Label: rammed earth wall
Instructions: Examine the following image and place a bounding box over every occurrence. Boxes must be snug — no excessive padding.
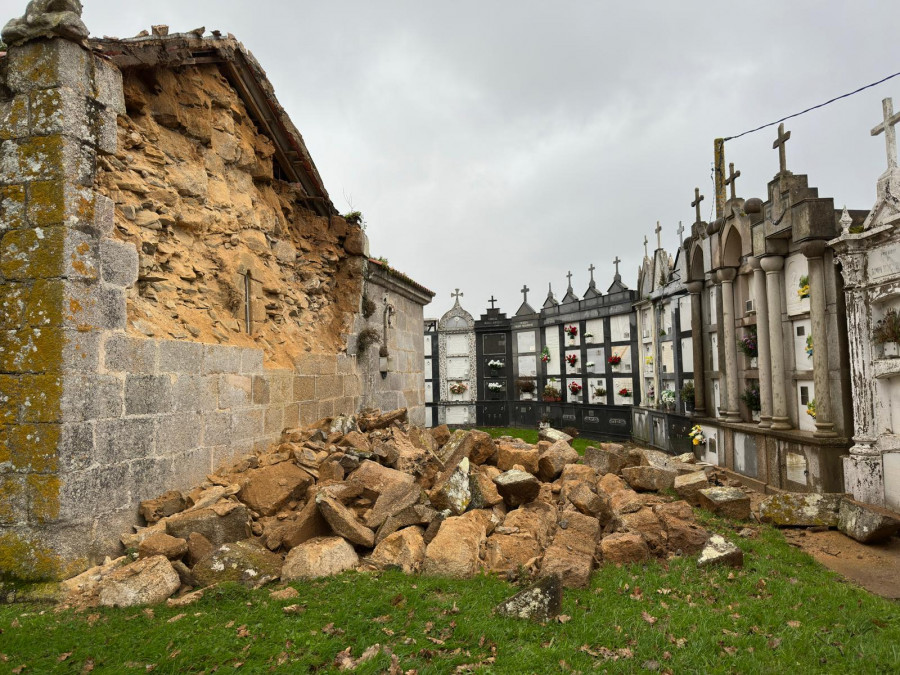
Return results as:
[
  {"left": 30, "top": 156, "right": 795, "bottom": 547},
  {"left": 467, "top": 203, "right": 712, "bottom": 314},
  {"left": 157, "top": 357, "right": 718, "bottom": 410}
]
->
[{"left": 0, "top": 35, "right": 432, "bottom": 580}]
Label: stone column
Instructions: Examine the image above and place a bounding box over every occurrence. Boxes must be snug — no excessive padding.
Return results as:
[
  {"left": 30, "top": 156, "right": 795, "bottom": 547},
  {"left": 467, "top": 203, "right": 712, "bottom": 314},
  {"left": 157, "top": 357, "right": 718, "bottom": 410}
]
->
[
  {"left": 801, "top": 241, "right": 837, "bottom": 437},
  {"left": 717, "top": 268, "right": 741, "bottom": 422},
  {"left": 749, "top": 258, "right": 773, "bottom": 428},
  {"left": 760, "top": 255, "right": 791, "bottom": 430},
  {"left": 685, "top": 281, "right": 706, "bottom": 416}
]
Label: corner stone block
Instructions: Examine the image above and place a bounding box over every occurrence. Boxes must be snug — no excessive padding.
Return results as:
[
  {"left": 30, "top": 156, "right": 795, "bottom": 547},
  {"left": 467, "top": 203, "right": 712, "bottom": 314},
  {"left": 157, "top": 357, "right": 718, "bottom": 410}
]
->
[
  {"left": 0, "top": 475, "right": 28, "bottom": 526},
  {"left": 26, "top": 472, "right": 61, "bottom": 524},
  {"left": 99, "top": 238, "right": 138, "bottom": 288},
  {"left": 17, "top": 373, "right": 63, "bottom": 423},
  {"left": 124, "top": 374, "right": 174, "bottom": 416},
  {"left": 103, "top": 333, "right": 157, "bottom": 373},
  {"left": 56, "top": 463, "right": 130, "bottom": 525},
  {"left": 0, "top": 374, "right": 23, "bottom": 424},
  {"left": 6, "top": 39, "right": 92, "bottom": 95},
  {"left": 0, "top": 281, "right": 28, "bottom": 331},
  {"left": 95, "top": 107, "right": 118, "bottom": 156},
  {"left": 158, "top": 339, "right": 203, "bottom": 374},
  {"left": 27, "top": 180, "right": 95, "bottom": 230},
  {"left": 28, "top": 88, "right": 90, "bottom": 140},
  {"left": 92, "top": 194, "right": 114, "bottom": 238},
  {"left": 0, "top": 185, "right": 27, "bottom": 232},
  {"left": 91, "top": 55, "right": 126, "bottom": 115},
  {"left": 202, "top": 344, "right": 243, "bottom": 374},
  {"left": 0, "top": 226, "right": 98, "bottom": 281}
]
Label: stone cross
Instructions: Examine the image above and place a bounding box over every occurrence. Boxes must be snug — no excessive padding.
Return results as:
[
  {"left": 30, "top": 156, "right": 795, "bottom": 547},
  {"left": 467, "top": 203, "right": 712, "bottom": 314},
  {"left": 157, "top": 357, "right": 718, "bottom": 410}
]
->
[
  {"left": 655, "top": 221, "right": 662, "bottom": 249},
  {"left": 588, "top": 264, "right": 596, "bottom": 283},
  {"left": 521, "top": 284, "right": 529, "bottom": 303},
  {"left": 691, "top": 188, "right": 705, "bottom": 224},
  {"left": 451, "top": 288, "right": 463, "bottom": 302},
  {"left": 643, "top": 236, "right": 648, "bottom": 257},
  {"left": 871, "top": 97, "right": 900, "bottom": 170},
  {"left": 566, "top": 271, "right": 573, "bottom": 289},
  {"left": 677, "top": 221, "right": 685, "bottom": 244},
  {"left": 488, "top": 295, "right": 497, "bottom": 309},
  {"left": 725, "top": 162, "right": 741, "bottom": 200},
  {"left": 773, "top": 123, "right": 791, "bottom": 174},
  {"left": 613, "top": 256, "right": 621, "bottom": 277}
]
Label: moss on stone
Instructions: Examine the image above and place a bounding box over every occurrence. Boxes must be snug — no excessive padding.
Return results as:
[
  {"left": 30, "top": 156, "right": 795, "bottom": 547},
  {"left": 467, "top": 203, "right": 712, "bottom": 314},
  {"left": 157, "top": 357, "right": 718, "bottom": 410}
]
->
[
  {"left": 26, "top": 473, "right": 60, "bottom": 523},
  {"left": 27, "top": 180, "right": 66, "bottom": 227},
  {"left": 9, "top": 424, "right": 60, "bottom": 473},
  {"left": 0, "top": 532, "right": 63, "bottom": 582},
  {"left": 0, "top": 226, "right": 67, "bottom": 279},
  {"left": 0, "top": 326, "right": 65, "bottom": 372},
  {"left": 19, "top": 374, "right": 62, "bottom": 424}
]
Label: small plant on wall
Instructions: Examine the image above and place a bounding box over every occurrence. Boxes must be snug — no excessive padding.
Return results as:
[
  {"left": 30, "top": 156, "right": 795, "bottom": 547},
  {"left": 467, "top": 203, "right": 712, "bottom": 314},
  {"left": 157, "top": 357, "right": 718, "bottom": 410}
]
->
[
  {"left": 593, "top": 385, "right": 607, "bottom": 397},
  {"left": 740, "top": 383, "right": 761, "bottom": 412},
  {"left": 873, "top": 308, "right": 900, "bottom": 356},
  {"left": 680, "top": 380, "right": 695, "bottom": 406},
  {"left": 361, "top": 294, "right": 376, "bottom": 319},
  {"left": 737, "top": 326, "right": 758, "bottom": 358},
  {"left": 356, "top": 327, "right": 381, "bottom": 355},
  {"left": 543, "top": 379, "right": 562, "bottom": 402},
  {"left": 516, "top": 378, "right": 536, "bottom": 394}
]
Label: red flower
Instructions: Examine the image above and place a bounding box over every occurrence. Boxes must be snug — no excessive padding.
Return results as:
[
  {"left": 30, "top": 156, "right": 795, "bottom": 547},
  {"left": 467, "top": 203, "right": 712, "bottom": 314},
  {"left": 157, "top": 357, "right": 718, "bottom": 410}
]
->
[
  {"left": 565, "top": 325, "right": 578, "bottom": 338},
  {"left": 569, "top": 381, "right": 583, "bottom": 394},
  {"left": 565, "top": 354, "right": 578, "bottom": 366},
  {"left": 608, "top": 355, "right": 622, "bottom": 365}
]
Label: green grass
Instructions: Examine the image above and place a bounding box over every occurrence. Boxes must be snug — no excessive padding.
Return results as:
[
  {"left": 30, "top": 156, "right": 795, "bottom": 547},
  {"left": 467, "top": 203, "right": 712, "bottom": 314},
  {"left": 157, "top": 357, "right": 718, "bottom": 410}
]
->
[
  {"left": 2, "top": 513, "right": 898, "bottom": 674},
  {"left": 479, "top": 427, "right": 608, "bottom": 455}
]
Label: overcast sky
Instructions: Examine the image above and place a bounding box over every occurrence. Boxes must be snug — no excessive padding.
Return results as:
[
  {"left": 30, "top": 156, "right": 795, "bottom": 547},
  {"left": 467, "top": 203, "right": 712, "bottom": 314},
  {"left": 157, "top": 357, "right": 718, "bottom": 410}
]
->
[{"left": 6, "top": 1, "right": 898, "bottom": 320}]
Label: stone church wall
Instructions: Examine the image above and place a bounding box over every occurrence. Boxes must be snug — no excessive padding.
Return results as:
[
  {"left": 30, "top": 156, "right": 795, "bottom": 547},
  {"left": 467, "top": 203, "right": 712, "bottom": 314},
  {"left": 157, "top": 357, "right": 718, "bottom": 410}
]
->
[{"left": 0, "top": 32, "right": 430, "bottom": 580}]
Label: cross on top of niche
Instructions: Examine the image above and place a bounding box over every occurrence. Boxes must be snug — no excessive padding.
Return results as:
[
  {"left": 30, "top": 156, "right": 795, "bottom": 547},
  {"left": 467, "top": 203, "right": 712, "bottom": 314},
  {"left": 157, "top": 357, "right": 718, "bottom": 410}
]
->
[
  {"left": 691, "top": 187, "right": 705, "bottom": 224},
  {"left": 488, "top": 295, "right": 498, "bottom": 309},
  {"left": 655, "top": 221, "right": 662, "bottom": 249},
  {"left": 521, "top": 284, "right": 529, "bottom": 302},
  {"left": 451, "top": 288, "right": 463, "bottom": 301},
  {"left": 613, "top": 256, "right": 621, "bottom": 276},
  {"left": 773, "top": 123, "right": 791, "bottom": 174},
  {"left": 725, "top": 162, "right": 741, "bottom": 200},
  {"left": 872, "top": 97, "right": 900, "bottom": 170}
]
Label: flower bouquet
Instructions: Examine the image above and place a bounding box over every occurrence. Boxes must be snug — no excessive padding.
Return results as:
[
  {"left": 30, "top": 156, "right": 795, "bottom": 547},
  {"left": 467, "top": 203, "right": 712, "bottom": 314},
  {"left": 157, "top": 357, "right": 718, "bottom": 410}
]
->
[
  {"left": 585, "top": 361, "right": 595, "bottom": 369},
  {"left": 798, "top": 275, "right": 810, "bottom": 300},
  {"left": 565, "top": 325, "right": 578, "bottom": 339},
  {"left": 488, "top": 359, "right": 504, "bottom": 370},
  {"left": 660, "top": 389, "right": 676, "bottom": 408},
  {"left": 805, "top": 335, "right": 813, "bottom": 359},
  {"left": 806, "top": 399, "right": 817, "bottom": 419},
  {"left": 688, "top": 424, "right": 706, "bottom": 446},
  {"left": 568, "top": 381, "right": 583, "bottom": 396},
  {"left": 542, "top": 380, "right": 562, "bottom": 402},
  {"left": 593, "top": 386, "right": 607, "bottom": 397},
  {"left": 565, "top": 353, "right": 578, "bottom": 367},
  {"left": 737, "top": 327, "right": 758, "bottom": 358},
  {"left": 540, "top": 346, "right": 551, "bottom": 363},
  {"left": 618, "top": 387, "right": 632, "bottom": 398},
  {"left": 449, "top": 382, "right": 468, "bottom": 395},
  {"left": 608, "top": 354, "right": 622, "bottom": 366},
  {"left": 487, "top": 382, "right": 504, "bottom": 392},
  {"left": 740, "top": 384, "right": 761, "bottom": 412}
]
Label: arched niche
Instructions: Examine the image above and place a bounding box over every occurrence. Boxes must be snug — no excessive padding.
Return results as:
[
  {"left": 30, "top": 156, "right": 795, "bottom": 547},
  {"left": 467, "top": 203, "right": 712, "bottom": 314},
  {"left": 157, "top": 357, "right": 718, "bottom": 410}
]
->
[{"left": 721, "top": 224, "right": 743, "bottom": 269}]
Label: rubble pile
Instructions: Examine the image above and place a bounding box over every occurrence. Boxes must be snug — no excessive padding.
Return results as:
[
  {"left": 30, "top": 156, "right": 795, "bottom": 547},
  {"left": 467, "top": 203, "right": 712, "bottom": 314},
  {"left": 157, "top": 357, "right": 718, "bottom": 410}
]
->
[{"left": 62, "top": 408, "right": 756, "bottom": 607}]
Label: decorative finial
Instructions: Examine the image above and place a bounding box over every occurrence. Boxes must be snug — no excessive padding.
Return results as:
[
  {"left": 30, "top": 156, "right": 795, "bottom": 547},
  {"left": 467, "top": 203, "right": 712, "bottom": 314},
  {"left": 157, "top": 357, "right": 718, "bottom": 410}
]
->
[{"left": 840, "top": 206, "right": 853, "bottom": 234}]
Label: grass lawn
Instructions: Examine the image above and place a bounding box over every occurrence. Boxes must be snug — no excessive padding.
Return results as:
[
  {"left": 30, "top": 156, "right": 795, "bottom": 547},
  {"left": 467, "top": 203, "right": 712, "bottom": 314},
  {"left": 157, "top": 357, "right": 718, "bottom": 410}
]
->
[
  {"left": 2, "top": 511, "right": 899, "bottom": 673},
  {"left": 479, "top": 427, "right": 601, "bottom": 455}
]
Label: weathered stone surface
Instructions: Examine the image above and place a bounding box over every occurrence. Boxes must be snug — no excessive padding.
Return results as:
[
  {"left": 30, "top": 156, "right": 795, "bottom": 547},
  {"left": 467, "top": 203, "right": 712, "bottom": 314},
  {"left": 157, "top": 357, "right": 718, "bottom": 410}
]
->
[
  {"left": 537, "top": 440, "right": 580, "bottom": 482},
  {"left": 484, "top": 532, "right": 541, "bottom": 573},
  {"left": 237, "top": 463, "right": 313, "bottom": 517},
  {"left": 583, "top": 445, "right": 627, "bottom": 475},
  {"left": 655, "top": 505, "right": 707, "bottom": 555},
  {"left": 467, "top": 430, "right": 497, "bottom": 465},
  {"left": 497, "top": 444, "right": 540, "bottom": 474},
  {"left": 697, "top": 487, "right": 751, "bottom": 520},
  {"left": 566, "top": 481, "right": 610, "bottom": 522},
  {"left": 609, "top": 488, "right": 644, "bottom": 515},
  {"left": 339, "top": 430, "right": 371, "bottom": 453},
  {"left": 315, "top": 492, "right": 375, "bottom": 547},
  {"left": 494, "top": 469, "right": 541, "bottom": 508},
  {"left": 559, "top": 464, "right": 597, "bottom": 484},
  {"left": 503, "top": 501, "right": 556, "bottom": 548},
  {"left": 597, "top": 473, "right": 627, "bottom": 495},
  {"left": 541, "top": 512, "right": 599, "bottom": 588},
  {"left": 673, "top": 452, "right": 696, "bottom": 464},
  {"left": 697, "top": 534, "right": 743, "bottom": 568},
  {"left": 376, "top": 504, "right": 437, "bottom": 545},
  {"left": 674, "top": 471, "right": 709, "bottom": 506},
  {"left": 140, "top": 491, "right": 187, "bottom": 524},
  {"left": 538, "top": 427, "right": 572, "bottom": 445},
  {"left": 186, "top": 532, "right": 215, "bottom": 567},
  {"left": 98, "top": 556, "right": 180, "bottom": 608},
  {"left": 370, "top": 527, "right": 426, "bottom": 574},
  {"left": 165, "top": 504, "right": 251, "bottom": 547},
  {"left": 622, "top": 465, "right": 677, "bottom": 492},
  {"left": 428, "top": 456, "right": 471, "bottom": 515},
  {"left": 838, "top": 498, "right": 900, "bottom": 543},
  {"left": 348, "top": 460, "right": 415, "bottom": 499},
  {"left": 365, "top": 482, "right": 422, "bottom": 529},
  {"left": 272, "top": 497, "right": 331, "bottom": 550},
  {"left": 469, "top": 465, "right": 504, "bottom": 508},
  {"left": 422, "top": 514, "right": 486, "bottom": 578},
  {"left": 494, "top": 575, "right": 562, "bottom": 621},
  {"left": 192, "top": 540, "right": 282, "bottom": 588},
  {"left": 653, "top": 500, "right": 695, "bottom": 522},
  {"left": 618, "top": 507, "right": 666, "bottom": 554},
  {"left": 358, "top": 408, "right": 407, "bottom": 431},
  {"left": 138, "top": 532, "right": 188, "bottom": 560},
  {"left": 600, "top": 532, "right": 650, "bottom": 565},
  {"left": 759, "top": 493, "right": 843, "bottom": 527},
  {"left": 2, "top": 0, "right": 90, "bottom": 45},
  {"left": 282, "top": 537, "right": 359, "bottom": 580},
  {"left": 431, "top": 424, "right": 451, "bottom": 447}
]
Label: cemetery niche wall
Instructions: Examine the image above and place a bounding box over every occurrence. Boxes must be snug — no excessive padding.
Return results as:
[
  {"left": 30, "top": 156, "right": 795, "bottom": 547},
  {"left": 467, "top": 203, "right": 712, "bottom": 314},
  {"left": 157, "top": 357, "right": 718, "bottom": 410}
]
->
[
  {"left": 830, "top": 96, "right": 900, "bottom": 512},
  {"left": 436, "top": 291, "right": 477, "bottom": 427},
  {"left": 0, "top": 6, "right": 433, "bottom": 580},
  {"left": 680, "top": 131, "right": 854, "bottom": 496},
  {"left": 437, "top": 267, "right": 640, "bottom": 440}
]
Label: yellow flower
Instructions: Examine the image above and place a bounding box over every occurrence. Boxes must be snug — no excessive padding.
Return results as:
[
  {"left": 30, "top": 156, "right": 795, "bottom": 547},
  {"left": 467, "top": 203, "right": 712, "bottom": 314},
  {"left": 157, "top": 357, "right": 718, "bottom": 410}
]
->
[{"left": 692, "top": 438, "right": 700, "bottom": 445}]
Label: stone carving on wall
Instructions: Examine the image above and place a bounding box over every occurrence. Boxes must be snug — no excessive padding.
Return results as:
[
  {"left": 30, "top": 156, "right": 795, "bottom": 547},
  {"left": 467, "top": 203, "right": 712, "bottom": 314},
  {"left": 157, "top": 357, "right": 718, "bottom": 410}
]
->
[{"left": 2, "top": 0, "right": 89, "bottom": 45}]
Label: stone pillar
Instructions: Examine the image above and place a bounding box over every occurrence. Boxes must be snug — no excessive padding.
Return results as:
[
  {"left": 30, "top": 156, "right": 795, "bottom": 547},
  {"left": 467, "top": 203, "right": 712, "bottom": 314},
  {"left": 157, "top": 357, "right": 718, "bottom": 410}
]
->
[
  {"left": 760, "top": 255, "right": 791, "bottom": 430},
  {"left": 0, "top": 34, "right": 127, "bottom": 580},
  {"left": 749, "top": 258, "right": 773, "bottom": 428},
  {"left": 801, "top": 241, "right": 837, "bottom": 437},
  {"left": 685, "top": 281, "right": 706, "bottom": 416},
  {"left": 717, "top": 267, "right": 741, "bottom": 422}
]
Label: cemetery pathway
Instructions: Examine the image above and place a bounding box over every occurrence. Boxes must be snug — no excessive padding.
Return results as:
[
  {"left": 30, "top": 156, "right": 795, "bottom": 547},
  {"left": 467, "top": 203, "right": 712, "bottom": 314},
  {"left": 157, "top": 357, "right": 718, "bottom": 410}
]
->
[{"left": 783, "top": 528, "right": 900, "bottom": 599}]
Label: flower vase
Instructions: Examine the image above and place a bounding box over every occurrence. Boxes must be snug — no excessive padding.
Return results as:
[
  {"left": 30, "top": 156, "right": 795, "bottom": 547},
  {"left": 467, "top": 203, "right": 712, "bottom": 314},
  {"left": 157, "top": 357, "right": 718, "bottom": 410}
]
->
[
  {"left": 750, "top": 356, "right": 758, "bottom": 369},
  {"left": 752, "top": 410, "right": 761, "bottom": 422}
]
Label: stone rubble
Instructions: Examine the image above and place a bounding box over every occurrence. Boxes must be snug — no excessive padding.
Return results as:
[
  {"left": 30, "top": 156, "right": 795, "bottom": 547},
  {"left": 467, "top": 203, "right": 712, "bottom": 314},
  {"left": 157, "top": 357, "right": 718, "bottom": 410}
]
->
[{"left": 66, "top": 407, "right": 900, "bottom": 607}]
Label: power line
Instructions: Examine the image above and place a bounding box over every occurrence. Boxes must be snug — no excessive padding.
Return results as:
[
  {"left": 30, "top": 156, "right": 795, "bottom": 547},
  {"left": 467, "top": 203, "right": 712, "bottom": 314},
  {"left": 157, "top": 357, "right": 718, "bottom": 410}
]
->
[{"left": 724, "top": 70, "right": 900, "bottom": 142}]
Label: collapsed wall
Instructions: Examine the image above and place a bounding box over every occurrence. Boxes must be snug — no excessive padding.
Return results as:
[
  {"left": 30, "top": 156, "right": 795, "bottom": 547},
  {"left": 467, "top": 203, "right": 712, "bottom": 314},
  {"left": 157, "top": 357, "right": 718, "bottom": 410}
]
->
[{"left": 0, "top": 18, "right": 432, "bottom": 580}]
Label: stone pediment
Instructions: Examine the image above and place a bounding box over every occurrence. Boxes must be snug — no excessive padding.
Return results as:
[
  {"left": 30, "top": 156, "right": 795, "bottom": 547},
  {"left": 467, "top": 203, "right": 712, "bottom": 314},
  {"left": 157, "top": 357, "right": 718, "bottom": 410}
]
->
[{"left": 438, "top": 300, "right": 474, "bottom": 332}]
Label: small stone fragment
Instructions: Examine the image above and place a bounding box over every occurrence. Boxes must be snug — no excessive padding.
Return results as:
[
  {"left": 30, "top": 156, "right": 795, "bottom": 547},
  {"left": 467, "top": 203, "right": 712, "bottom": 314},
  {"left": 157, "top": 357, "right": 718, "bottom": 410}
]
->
[
  {"left": 697, "top": 487, "right": 751, "bottom": 520},
  {"left": 838, "top": 498, "right": 900, "bottom": 543},
  {"left": 697, "top": 534, "right": 743, "bottom": 568},
  {"left": 494, "top": 575, "right": 563, "bottom": 621}
]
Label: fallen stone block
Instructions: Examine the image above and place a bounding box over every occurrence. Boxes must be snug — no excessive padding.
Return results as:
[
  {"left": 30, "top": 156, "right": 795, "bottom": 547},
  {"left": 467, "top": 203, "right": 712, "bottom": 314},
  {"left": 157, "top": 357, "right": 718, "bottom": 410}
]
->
[
  {"left": 376, "top": 504, "right": 437, "bottom": 545},
  {"left": 192, "top": 540, "right": 282, "bottom": 588},
  {"left": 315, "top": 492, "right": 375, "bottom": 547},
  {"left": 427, "top": 457, "right": 472, "bottom": 515},
  {"left": 674, "top": 471, "right": 709, "bottom": 506},
  {"left": 538, "top": 427, "right": 572, "bottom": 445},
  {"left": 494, "top": 575, "right": 563, "bottom": 621},
  {"left": 358, "top": 408, "right": 407, "bottom": 431},
  {"left": 282, "top": 536, "right": 359, "bottom": 580},
  {"left": 140, "top": 491, "right": 187, "bottom": 524},
  {"left": 364, "top": 482, "right": 422, "bottom": 529},
  {"left": 697, "top": 487, "right": 751, "bottom": 520},
  {"left": 540, "top": 545, "right": 594, "bottom": 588},
  {"left": 566, "top": 482, "right": 611, "bottom": 523},
  {"left": 621, "top": 465, "right": 677, "bottom": 492},
  {"left": 484, "top": 532, "right": 542, "bottom": 574},
  {"left": 537, "top": 440, "right": 580, "bottom": 482},
  {"left": 697, "top": 534, "right": 743, "bottom": 568},
  {"left": 273, "top": 497, "right": 331, "bottom": 551},
  {"left": 494, "top": 469, "right": 541, "bottom": 508},
  {"left": 503, "top": 501, "right": 557, "bottom": 548},
  {"left": 165, "top": 504, "right": 251, "bottom": 547},
  {"left": 838, "top": 498, "right": 900, "bottom": 543},
  {"left": 609, "top": 488, "right": 644, "bottom": 515},
  {"left": 422, "top": 515, "right": 486, "bottom": 578},
  {"left": 138, "top": 533, "right": 188, "bottom": 561},
  {"left": 600, "top": 532, "right": 650, "bottom": 565},
  {"left": 348, "top": 460, "right": 415, "bottom": 500},
  {"left": 582, "top": 444, "right": 627, "bottom": 475},
  {"left": 469, "top": 465, "right": 504, "bottom": 509},
  {"left": 98, "top": 555, "right": 180, "bottom": 608},
  {"left": 370, "top": 526, "right": 426, "bottom": 574},
  {"left": 497, "top": 444, "right": 540, "bottom": 474},
  {"left": 758, "top": 493, "right": 843, "bottom": 527},
  {"left": 237, "top": 463, "right": 313, "bottom": 517},
  {"left": 617, "top": 507, "right": 666, "bottom": 554}
]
